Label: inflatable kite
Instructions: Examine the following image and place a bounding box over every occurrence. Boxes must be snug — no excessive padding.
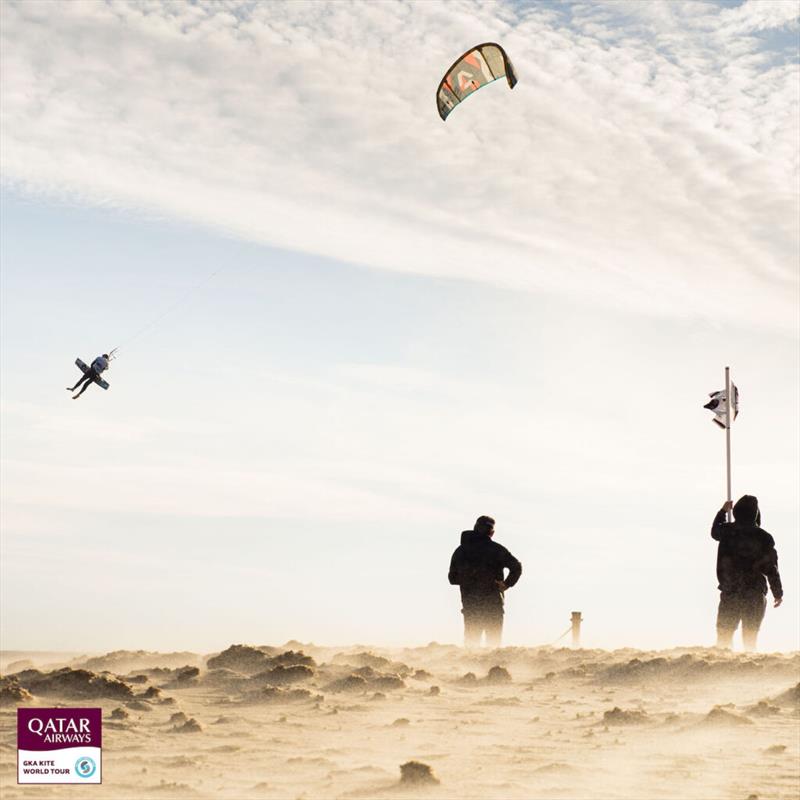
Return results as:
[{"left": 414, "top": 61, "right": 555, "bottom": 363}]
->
[{"left": 436, "top": 42, "right": 518, "bottom": 121}]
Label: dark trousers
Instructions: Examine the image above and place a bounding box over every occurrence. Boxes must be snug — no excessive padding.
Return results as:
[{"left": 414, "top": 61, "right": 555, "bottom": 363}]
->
[
  {"left": 716, "top": 591, "right": 767, "bottom": 651},
  {"left": 462, "top": 603, "right": 503, "bottom": 648},
  {"left": 71, "top": 370, "right": 98, "bottom": 392}
]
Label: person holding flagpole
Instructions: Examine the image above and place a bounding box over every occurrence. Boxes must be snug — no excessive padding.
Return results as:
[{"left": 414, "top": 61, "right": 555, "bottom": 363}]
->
[
  {"left": 710, "top": 495, "right": 783, "bottom": 651},
  {"left": 704, "top": 368, "right": 783, "bottom": 651}
]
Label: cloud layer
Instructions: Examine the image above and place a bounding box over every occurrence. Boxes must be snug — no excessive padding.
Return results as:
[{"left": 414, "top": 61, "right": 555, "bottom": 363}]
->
[{"left": 1, "top": 0, "right": 798, "bottom": 328}]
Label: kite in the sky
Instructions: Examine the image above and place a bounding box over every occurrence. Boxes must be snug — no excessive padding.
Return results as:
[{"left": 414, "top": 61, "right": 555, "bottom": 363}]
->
[{"left": 436, "top": 42, "right": 518, "bottom": 121}]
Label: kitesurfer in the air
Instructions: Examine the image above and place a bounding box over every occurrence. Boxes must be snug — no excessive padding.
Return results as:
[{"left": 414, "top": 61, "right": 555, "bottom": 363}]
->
[
  {"left": 67, "top": 354, "right": 110, "bottom": 399},
  {"left": 448, "top": 516, "right": 522, "bottom": 648},
  {"left": 711, "top": 495, "right": 783, "bottom": 651}
]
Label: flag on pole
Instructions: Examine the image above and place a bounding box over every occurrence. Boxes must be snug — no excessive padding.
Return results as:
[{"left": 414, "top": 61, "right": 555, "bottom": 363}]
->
[{"left": 704, "top": 384, "right": 738, "bottom": 428}]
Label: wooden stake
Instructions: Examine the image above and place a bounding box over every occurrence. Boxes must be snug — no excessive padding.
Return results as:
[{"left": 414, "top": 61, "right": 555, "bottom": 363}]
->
[{"left": 571, "top": 611, "right": 582, "bottom": 648}]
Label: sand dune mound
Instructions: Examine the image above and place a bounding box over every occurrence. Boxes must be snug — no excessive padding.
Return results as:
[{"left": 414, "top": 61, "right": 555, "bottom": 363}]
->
[
  {"left": 74, "top": 650, "right": 201, "bottom": 673},
  {"left": 595, "top": 652, "right": 798, "bottom": 685},
  {"left": 332, "top": 650, "right": 409, "bottom": 676},
  {"left": 323, "top": 674, "right": 369, "bottom": 693},
  {"left": 201, "top": 668, "right": 249, "bottom": 689},
  {"left": 700, "top": 707, "right": 754, "bottom": 727},
  {"left": 369, "top": 673, "right": 405, "bottom": 691},
  {"left": 486, "top": 665, "right": 512, "bottom": 684},
  {"left": 333, "top": 651, "right": 391, "bottom": 669},
  {"left": 319, "top": 663, "right": 406, "bottom": 693},
  {"left": 281, "top": 639, "right": 318, "bottom": 652},
  {"left": 207, "top": 644, "right": 275, "bottom": 673},
  {"left": 770, "top": 682, "right": 799, "bottom": 708},
  {"left": 456, "top": 667, "right": 512, "bottom": 687},
  {"left": 270, "top": 650, "right": 316, "bottom": 668},
  {"left": 170, "top": 717, "right": 202, "bottom": 734},
  {"left": 603, "top": 706, "right": 649, "bottom": 725},
  {"left": 244, "top": 686, "right": 321, "bottom": 704},
  {"left": 206, "top": 645, "right": 315, "bottom": 677},
  {"left": 0, "top": 677, "right": 34, "bottom": 705},
  {"left": 252, "top": 664, "right": 315, "bottom": 685},
  {"left": 599, "top": 655, "right": 710, "bottom": 683},
  {"left": 136, "top": 667, "right": 171, "bottom": 679},
  {"left": 159, "top": 666, "right": 200, "bottom": 688},
  {"left": 8, "top": 667, "right": 134, "bottom": 699},
  {"left": 208, "top": 660, "right": 321, "bottom": 695},
  {"left": 399, "top": 760, "right": 439, "bottom": 786},
  {"left": 351, "top": 665, "right": 381, "bottom": 678},
  {"left": 746, "top": 701, "right": 781, "bottom": 717}
]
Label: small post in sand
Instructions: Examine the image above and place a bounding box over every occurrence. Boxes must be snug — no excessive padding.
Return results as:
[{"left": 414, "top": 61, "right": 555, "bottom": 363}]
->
[{"left": 571, "top": 611, "right": 583, "bottom": 648}]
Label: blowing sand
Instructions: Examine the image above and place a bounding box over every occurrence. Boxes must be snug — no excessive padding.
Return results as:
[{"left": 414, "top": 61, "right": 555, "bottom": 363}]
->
[{"left": 1, "top": 644, "right": 798, "bottom": 799}]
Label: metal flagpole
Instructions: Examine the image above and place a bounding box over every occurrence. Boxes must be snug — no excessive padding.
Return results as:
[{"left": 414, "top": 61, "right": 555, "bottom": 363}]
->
[{"left": 724, "top": 366, "right": 733, "bottom": 522}]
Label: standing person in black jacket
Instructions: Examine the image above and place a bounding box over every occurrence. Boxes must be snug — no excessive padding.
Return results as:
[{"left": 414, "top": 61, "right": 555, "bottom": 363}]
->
[
  {"left": 448, "top": 516, "right": 522, "bottom": 648},
  {"left": 711, "top": 495, "right": 783, "bottom": 651}
]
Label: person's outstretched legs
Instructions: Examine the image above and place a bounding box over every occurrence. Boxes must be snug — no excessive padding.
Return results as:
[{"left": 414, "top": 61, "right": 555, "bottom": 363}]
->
[
  {"left": 73, "top": 376, "right": 97, "bottom": 399},
  {"left": 67, "top": 373, "right": 92, "bottom": 392}
]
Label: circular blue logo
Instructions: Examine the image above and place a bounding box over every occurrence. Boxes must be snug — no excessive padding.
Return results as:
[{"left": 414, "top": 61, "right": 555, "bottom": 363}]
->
[{"left": 75, "top": 756, "right": 96, "bottom": 778}]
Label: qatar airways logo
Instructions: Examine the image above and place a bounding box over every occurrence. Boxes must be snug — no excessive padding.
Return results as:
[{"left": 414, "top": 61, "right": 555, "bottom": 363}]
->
[
  {"left": 27, "top": 716, "right": 93, "bottom": 745},
  {"left": 18, "top": 708, "right": 102, "bottom": 785}
]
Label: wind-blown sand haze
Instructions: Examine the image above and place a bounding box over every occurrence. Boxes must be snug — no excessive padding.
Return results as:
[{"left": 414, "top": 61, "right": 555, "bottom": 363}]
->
[{"left": 1, "top": 643, "right": 798, "bottom": 799}]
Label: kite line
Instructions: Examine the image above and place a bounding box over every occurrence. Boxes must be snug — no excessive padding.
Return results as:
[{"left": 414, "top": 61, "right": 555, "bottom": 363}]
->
[{"left": 109, "top": 265, "right": 226, "bottom": 356}]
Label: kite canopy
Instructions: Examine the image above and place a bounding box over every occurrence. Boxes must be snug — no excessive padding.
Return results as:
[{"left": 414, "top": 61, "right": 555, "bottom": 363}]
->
[{"left": 436, "top": 42, "right": 518, "bottom": 121}]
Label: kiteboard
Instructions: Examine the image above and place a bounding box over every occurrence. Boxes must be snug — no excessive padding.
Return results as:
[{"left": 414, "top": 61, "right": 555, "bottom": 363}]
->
[{"left": 75, "top": 358, "right": 110, "bottom": 390}]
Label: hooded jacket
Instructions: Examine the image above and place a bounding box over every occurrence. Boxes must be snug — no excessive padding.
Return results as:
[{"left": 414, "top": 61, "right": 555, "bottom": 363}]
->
[
  {"left": 711, "top": 501, "right": 782, "bottom": 598},
  {"left": 448, "top": 530, "right": 522, "bottom": 608}
]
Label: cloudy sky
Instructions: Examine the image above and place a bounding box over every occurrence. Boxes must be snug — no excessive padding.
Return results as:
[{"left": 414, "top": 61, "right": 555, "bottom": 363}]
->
[{"left": 1, "top": 0, "right": 798, "bottom": 653}]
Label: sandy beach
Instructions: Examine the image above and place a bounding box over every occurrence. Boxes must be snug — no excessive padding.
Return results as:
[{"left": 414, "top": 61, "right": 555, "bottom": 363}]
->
[{"left": 1, "top": 644, "right": 798, "bottom": 799}]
